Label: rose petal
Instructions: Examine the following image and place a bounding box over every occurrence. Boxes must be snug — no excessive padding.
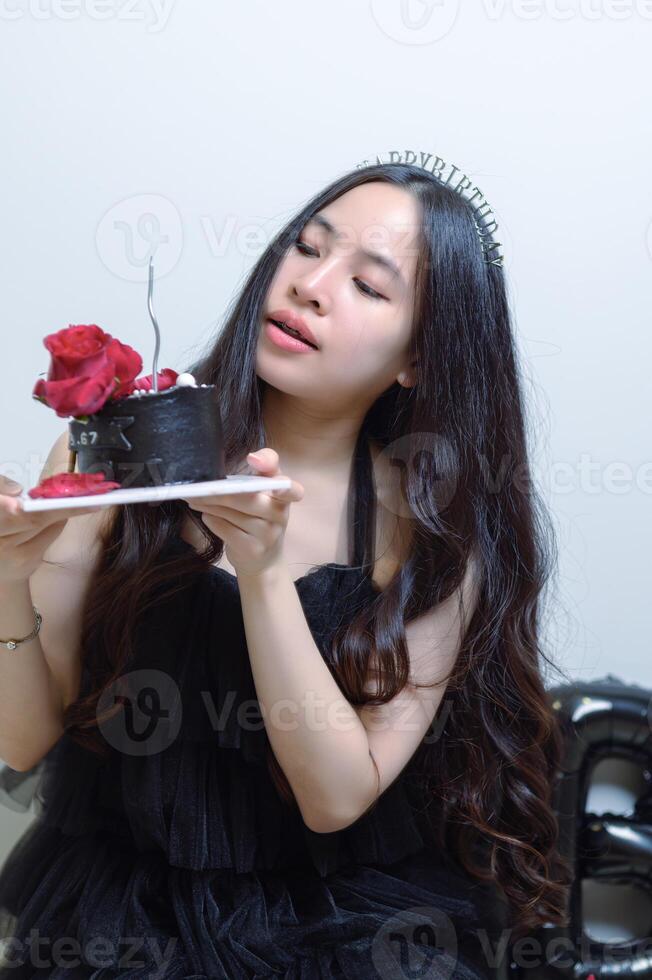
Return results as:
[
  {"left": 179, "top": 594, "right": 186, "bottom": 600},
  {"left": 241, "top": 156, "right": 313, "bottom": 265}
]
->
[{"left": 28, "top": 471, "right": 122, "bottom": 498}]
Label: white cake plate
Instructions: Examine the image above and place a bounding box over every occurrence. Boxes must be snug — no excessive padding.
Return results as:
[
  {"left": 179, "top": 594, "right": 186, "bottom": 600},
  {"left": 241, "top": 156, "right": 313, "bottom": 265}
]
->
[{"left": 18, "top": 474, "right": 293, "bottom": 513}]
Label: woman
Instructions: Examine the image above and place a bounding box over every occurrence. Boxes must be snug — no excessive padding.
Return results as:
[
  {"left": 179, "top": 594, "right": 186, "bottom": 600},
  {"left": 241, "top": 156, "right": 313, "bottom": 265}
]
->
[{"left": 0, "top": 159, "right": 573, "bottom": 978}]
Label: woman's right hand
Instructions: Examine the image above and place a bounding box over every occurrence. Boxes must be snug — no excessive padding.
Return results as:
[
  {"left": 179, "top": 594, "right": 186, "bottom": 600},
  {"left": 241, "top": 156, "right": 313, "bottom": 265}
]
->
[{"left": 0, "top": 475, "right": 102, "bottom": 587}]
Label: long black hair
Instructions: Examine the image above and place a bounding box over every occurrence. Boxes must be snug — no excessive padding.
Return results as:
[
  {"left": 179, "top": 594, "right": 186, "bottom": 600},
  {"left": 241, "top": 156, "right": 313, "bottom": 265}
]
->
[{"left": 62, "top": 161, "right": 573, "bottom": 939}]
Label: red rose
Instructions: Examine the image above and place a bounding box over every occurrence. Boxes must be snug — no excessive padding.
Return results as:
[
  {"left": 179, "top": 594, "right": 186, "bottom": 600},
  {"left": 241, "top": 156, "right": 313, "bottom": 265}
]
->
[
  {"left": 33, "top": 363, "right": 118, "bottom": 418},
  {"left": 28, "top": 471, "right": 122, "bottom": 499},
  {"left": 112, "top": 368, "right": 179, "bottom": 399},
  {"left": 32, "top": 324, "right": 142, "bottom": 418},
  {"left": 40, "top": 324, "right": 113, "bottom": 379}
]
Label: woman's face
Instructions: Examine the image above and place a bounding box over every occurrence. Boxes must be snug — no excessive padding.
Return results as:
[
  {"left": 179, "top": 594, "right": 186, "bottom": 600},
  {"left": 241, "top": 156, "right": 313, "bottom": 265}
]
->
[{"left": 256, "top": 182, "right": 421, "bottom": 409}]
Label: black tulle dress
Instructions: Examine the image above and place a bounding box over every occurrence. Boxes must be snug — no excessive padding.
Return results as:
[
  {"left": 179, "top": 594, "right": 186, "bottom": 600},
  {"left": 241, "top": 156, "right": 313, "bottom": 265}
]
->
[{"left": 0, "top": 536, "right": 505, "bottom": 979}]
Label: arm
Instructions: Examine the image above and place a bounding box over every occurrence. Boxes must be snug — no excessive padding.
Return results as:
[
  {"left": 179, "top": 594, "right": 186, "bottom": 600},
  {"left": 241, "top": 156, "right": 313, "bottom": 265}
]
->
[
  {"left": 351, "top": 553, "right": 482, "bottom": 814},
  {"left": 0, "top": 434, "right": 108, "bottom": 771},
  {"left": 237, "top": 553, "right": 481, "bottom": 833},
  {"left": 238, "top": 563, "right": 377, "bottom": 833},
  {"left": 0, "top": 579, "right": 66, "bottom": 771},
  {"left": 0, "top": 433, "right": 71, "bottom": 771}
]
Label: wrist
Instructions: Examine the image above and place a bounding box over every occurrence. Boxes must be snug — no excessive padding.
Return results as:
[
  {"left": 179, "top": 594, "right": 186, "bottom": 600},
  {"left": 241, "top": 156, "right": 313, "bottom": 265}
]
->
[
  {"left": 0, "top": 606, "right": 42, "bottom": 650},
  {"left": 236, "top": 557, "right": 289, "bottom": 590}
]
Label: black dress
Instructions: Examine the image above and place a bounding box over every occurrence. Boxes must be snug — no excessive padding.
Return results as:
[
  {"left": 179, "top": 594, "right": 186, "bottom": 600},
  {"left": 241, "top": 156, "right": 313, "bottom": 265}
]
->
[{"left": 0, "top": 536, "right": 504, "bottom": 979}]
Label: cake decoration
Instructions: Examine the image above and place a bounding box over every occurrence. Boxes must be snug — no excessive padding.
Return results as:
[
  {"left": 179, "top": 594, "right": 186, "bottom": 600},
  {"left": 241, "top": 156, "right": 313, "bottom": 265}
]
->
[
  {"left": 28, "top": 472, "right": 122, "bottom": 500},
  {"left": 28, "top": 258, "right": 225, "bottom": 498}
]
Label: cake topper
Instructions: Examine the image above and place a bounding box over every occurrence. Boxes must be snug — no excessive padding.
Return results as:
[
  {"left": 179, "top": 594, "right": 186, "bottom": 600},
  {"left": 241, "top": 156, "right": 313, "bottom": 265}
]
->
[{"left": 147, "top": 255, "right": 161, "bottom": 395}]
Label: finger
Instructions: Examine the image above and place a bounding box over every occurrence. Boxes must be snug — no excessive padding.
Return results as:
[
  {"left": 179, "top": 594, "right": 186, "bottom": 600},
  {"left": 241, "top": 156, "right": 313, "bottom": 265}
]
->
[
  {"left": 247, "top": 448, "right": 280, "bottom": 474},
  {"left": 200, "top": 506, "right": 267, "bottom": 535},
  {"left": 188, "top": 499, "right": 258, "bottom": 519},
  {"left": 201, "top": 498, "right": 294, "bottom": 530},
  {"left": 268, "top": 481, "right": 304, "bottom": 503},
  {"left": 201, "top": 511, "right": 250, "bottom": 545},
  {"left": 0, "top": 476, "right": 23, "bottom": 496},
  {"left": 182, "top": 497, "right": 233, "bottom": 514}
]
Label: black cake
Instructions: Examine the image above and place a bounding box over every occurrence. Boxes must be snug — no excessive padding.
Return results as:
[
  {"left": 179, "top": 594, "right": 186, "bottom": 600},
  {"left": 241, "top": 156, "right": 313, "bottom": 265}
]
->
[{"left": 68, "top": 382, "right": 226, "bottom": 489}]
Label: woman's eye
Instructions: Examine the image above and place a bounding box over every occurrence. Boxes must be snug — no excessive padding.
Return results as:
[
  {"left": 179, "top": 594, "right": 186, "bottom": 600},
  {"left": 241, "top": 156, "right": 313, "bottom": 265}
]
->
[
  {"left": 293, "top": 240, "right": 385, "bottom": 301},
  {"left": 353, "top": 278, "right": 383, "bottom": 300},
  {"left": 294, "top": 240, "right": 317, "bottom": 257}
]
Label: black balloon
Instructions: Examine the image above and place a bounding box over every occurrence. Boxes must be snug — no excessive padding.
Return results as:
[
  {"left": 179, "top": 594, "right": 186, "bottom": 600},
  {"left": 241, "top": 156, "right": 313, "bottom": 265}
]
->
[{"left": 509, "top": 674, "right": 652, "bottom": 979}]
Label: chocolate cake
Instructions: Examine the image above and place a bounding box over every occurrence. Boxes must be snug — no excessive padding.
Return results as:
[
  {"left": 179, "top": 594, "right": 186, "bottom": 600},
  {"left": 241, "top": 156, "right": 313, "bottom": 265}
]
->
[{"left": 68, "top": 380, "right": 226, "bottom": 489}]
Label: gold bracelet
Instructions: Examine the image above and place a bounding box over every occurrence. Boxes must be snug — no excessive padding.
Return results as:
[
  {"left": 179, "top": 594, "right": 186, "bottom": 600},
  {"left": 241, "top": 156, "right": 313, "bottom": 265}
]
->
[{"left": 0, "top": 606, "right": 42, "bottom": 651}]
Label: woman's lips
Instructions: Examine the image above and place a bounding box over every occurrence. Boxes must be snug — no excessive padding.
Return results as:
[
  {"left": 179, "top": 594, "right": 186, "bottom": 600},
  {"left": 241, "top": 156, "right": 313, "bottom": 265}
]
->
[
  {"left": 265, "top": 319, "right": 319, "bottom": 353},
  {"left": 267, "top": 309, "right": 320, "bottom": 348}
]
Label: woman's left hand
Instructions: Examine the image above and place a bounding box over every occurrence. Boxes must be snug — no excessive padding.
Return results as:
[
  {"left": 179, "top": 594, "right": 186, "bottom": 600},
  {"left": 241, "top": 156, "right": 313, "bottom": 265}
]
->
[{"left": 180, "top": 448, "right": 304, "bottom": 579}]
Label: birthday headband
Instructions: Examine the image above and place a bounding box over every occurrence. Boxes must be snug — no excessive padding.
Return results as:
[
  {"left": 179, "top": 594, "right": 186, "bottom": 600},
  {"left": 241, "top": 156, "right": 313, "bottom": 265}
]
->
[{"left": 354, "top": 150, "right": 504, "bottom": 268}]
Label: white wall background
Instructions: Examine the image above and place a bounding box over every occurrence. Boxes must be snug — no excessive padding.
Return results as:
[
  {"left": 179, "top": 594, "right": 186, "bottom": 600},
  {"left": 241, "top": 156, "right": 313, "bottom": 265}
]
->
[{"left": 0, "top": 0, "right": 650, "bottom": 943}]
